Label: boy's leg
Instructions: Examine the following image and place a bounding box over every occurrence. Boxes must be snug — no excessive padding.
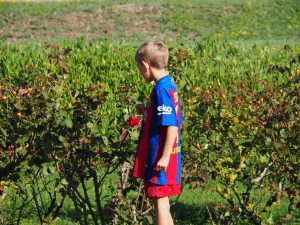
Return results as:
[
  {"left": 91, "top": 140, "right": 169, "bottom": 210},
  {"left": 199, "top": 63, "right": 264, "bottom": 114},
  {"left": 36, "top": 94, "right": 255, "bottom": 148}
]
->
[
  {"left": 153, "top": 196, "right": 174, "bottom": 225},
  {"left": 169, "top": 212, "right": 174, "bottom": 225}
]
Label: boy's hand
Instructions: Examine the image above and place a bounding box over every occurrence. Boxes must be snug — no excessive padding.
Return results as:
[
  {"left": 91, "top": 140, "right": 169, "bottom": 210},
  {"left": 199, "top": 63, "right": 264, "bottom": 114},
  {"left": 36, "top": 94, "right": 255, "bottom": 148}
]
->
[
  {"left": 135, "top": 103, "right": 145, "bottom": 115},
  {"left": 154, "top": 156, "right": 170, "bottom": 172}
]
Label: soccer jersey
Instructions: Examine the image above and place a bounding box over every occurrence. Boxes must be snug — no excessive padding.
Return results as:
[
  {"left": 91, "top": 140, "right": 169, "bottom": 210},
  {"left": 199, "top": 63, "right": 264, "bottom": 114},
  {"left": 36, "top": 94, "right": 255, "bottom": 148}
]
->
[{"left": 131, "top": 74, "right": 184, "bottom": 185}]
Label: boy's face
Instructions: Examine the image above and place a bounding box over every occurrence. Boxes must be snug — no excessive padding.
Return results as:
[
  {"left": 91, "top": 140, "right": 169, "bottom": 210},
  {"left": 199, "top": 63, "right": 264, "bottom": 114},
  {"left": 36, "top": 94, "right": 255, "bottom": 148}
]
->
[{"left": 137, "top": 61, "right": 153, "bottom": 82}]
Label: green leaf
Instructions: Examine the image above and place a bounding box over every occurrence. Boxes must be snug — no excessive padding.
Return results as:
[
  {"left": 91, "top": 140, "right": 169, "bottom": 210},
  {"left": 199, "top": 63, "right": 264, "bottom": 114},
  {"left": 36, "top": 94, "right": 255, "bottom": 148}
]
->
[
  {"left": 43, "top": 167, "right": 49, "bottom": 175},
  {"left": 228, "top": 131, "right": 234, "bottom": 138},
  {"left": 203, "top": 143, "right": 208, "bottom": 150},
  {"left": 208, "top": 152, "right": 216, "bottom": 161},
  {"left": 0, "top": 127, "right": 7, "bottom": 136},
  {"left": 265, "top": 214, "right": 274, "bottom": 225},
  {"left": 61, "top": 179, "right": 68, "bottom": 185},
  {"left": 178, "top": 79, "right": 186, "bottom": 89},
  {"left": 131, "top": 130, "right": 139, "bottom": 140},
  {"left": 220, "top": 109, "right": 227, "bottom": 118},
  {"left": 233, "top": 117, "right": 239, "bottom": 124},
  {"left": 280, "top": 129, "right": 286, "bottom": 137},
  {"left": 87, "top": 122, "right": 93, "bottom": 129},
  {"left": 233, "top": 139, "right": 240, "bottom": 146},
  {"left": 224, "top": 211, "right": 230, "bottom": 217},
  {"left": 14, "top": 104, "right": 23, "bottom": 110},
  {"left": 42, "top": 90, "right": 49, "bottom": 99},
  {"left": 64, "top": 117, "right": 73, "bottom": 128},
  {"left": 102, "top": 136, "right": 108, "bottom": 146},
  {"left": 260, "top": 155, "right": 269, "bottom": 163},
  {"left": 49, "top": 166, "right": 56, "bottom": 174},
  {"left": 145, "top": 215, "right": 154, "bottom": 224},
  {"left": 73, "top": 90, "right": 80, "bottom": 98},
  {"left": 21, "top": 135, "right": 30, "bottom": 143},
  {"left": 54, "top": 86, "right": 63, "bottom": 94},
  {"left": 265, "top": 137, "right": 272, "bottom": 145},
  {"left": 224, "top": 157, "right": 234, "bottom": 163},
  {"left": 59, "top": 135, "right": 65, "bottom": 143}
]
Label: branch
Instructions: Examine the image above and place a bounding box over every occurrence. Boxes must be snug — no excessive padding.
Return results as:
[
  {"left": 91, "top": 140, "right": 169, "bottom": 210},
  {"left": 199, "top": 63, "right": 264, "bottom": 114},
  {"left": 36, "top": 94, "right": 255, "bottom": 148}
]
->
[
  {"left": 79, "top": 175, "right": 99, "bottom": 225},
  {"left": 251, "top": 162, "right": 273, "bottom": 183}
]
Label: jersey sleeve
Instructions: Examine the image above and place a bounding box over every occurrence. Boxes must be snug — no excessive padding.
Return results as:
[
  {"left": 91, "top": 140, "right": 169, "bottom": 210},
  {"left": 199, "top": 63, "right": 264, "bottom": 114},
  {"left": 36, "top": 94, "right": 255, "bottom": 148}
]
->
[{"left": 155, "top": 86, "right": 179, "bottom": 127}]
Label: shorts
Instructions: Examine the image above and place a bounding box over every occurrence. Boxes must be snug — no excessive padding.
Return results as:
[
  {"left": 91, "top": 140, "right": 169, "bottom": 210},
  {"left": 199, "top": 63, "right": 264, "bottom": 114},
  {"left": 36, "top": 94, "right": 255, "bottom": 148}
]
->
[{"left": 144, "top": 180, "right": 181, "bottom": 198}]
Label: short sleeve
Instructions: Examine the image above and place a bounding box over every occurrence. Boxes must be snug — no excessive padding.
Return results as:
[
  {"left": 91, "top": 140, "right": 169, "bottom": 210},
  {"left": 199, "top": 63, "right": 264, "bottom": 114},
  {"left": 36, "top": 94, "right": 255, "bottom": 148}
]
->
[{"left": 155, "top": 87, "right": 179, "bottom": 127}]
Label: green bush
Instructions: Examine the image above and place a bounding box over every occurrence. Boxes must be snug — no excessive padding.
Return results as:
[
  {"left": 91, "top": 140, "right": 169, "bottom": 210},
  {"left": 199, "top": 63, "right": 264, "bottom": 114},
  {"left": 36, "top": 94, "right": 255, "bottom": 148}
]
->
[
  {"left": 0, "top": 38, "right": 299, "bottom": 224},
  {"left": 184, "top": 56, "right": 300, "bottom": 224}
]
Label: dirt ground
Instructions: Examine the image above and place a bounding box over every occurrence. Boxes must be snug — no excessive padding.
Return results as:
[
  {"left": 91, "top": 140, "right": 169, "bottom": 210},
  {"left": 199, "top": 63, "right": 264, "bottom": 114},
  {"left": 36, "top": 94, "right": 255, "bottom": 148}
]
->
[{"left": 0, "top": 3, "right": 165, "bottom": 44}]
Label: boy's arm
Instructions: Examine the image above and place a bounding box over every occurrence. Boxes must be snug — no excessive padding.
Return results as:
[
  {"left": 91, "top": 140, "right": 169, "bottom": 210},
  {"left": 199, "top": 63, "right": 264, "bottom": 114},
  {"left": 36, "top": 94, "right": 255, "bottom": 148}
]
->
[
  {"left": 135, "top": 103, "right": 145, "bottom": 115},
  {"left": 154, "top": 126, "right": 178, "bottom": 172}
]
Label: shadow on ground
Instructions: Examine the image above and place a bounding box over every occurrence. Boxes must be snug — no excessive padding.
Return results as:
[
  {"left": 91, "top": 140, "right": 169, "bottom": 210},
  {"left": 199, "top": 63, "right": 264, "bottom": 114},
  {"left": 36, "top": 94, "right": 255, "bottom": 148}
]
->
[
  {"left": 171, "top": 202, "right": 210, "bottom": 225},
  {"left": 56, "top": 202, "right": 210, "bottom": 225}
]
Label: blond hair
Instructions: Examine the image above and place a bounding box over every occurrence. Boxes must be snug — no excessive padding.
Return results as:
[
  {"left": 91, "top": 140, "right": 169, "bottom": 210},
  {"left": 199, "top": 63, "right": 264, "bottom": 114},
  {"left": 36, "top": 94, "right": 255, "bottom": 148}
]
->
[{"left": 135, "top": 40, "right": 169, "bottom": 69}]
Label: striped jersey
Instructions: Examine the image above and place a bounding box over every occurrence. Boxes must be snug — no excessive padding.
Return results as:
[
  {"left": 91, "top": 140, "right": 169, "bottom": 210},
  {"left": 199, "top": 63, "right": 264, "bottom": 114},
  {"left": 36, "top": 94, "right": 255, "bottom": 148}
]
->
[{"left": 131, "top": 74, "right": 184, "bottom": 185}]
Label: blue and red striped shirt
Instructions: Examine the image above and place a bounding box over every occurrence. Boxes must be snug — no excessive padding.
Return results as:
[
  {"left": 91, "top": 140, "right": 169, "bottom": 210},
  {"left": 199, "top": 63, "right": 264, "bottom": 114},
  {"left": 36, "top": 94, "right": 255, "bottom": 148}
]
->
[{"left": 131, "top": 74, "right": 184, "bottom": 185}]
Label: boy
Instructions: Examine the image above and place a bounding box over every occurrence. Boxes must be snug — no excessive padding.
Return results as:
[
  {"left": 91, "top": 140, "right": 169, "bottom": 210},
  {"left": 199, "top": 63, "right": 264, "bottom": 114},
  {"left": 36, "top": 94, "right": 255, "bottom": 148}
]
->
[{"left": 131, "top": 40, "right": 184, "bottom": 225}]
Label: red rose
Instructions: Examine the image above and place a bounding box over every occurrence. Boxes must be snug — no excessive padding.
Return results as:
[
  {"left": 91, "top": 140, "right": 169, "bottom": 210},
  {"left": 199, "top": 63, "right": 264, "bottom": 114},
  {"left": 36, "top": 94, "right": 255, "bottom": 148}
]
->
[{"left": 127, "top": 116, "right": 140, "bottom": 127}]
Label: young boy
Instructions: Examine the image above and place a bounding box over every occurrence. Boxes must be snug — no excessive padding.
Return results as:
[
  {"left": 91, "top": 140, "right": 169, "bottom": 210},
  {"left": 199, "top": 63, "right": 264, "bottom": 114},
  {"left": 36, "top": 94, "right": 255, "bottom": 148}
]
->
[{"left": 131, "top": 40, "right": 184, "bottom": 225}]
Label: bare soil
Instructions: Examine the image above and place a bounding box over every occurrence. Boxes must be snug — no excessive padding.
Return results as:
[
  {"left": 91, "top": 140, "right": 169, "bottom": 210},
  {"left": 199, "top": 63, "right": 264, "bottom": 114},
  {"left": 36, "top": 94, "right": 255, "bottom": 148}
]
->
[{"left": 0, "top": 3, "right": 165, "bottom": 44}]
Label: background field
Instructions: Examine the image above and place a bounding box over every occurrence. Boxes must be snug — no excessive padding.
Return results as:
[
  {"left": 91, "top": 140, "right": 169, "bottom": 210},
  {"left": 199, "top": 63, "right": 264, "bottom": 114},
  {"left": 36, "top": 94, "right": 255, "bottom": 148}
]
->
[
  {"left": 0, "top": 0, "right": 299, "bottom": 225},
  {"left": 0, "top": 0, "right": 299, "bottom": 45}
]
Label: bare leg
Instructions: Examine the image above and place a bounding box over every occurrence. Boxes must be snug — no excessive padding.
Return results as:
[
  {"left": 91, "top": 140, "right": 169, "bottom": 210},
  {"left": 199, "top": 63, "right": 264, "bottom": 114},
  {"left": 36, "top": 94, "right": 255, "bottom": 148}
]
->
[
  {"left": 153, "top": 197, "right": 171, "bottom": 225},
  {"left": 169, "top": 212, "right": 174, "bottom": 225}
]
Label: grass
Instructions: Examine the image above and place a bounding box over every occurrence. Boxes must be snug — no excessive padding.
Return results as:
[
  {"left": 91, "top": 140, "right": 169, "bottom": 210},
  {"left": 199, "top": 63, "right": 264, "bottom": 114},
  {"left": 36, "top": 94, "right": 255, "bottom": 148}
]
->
[
  {"left": 0, "top": 0, "right": 299, "bottom": 45},
  {"left": 2, "top": 174, "right": 299, "bottom": 224},
  {"left": 172, "top": 183, "right": 300, "bottom": 225},
  {"left": 0, "top": 165, "right": 119, "bottom": 225}
]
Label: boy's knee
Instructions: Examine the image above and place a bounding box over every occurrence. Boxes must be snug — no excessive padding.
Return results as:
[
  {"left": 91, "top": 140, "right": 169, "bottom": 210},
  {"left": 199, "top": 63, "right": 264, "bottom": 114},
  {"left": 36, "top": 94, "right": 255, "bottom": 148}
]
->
[
  {"left": 153, "top": 196, "right": 171, "bottom": 212},
  {"left": 157, "top": 204, "right": 170, "bottom": 212}
]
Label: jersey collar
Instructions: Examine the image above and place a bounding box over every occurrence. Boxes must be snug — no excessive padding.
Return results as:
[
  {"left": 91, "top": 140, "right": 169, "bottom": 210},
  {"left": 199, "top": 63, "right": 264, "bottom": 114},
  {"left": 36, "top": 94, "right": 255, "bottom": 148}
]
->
[{"left": 155, "top": 74, "right": 170, "bottom": 86}]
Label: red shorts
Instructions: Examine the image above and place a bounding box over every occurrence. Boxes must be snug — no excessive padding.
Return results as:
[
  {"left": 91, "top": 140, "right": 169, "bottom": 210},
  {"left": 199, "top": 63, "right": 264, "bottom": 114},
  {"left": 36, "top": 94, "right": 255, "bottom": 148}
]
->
[{"left": 144, "top": 180, "right": 181, "bottom": 198}]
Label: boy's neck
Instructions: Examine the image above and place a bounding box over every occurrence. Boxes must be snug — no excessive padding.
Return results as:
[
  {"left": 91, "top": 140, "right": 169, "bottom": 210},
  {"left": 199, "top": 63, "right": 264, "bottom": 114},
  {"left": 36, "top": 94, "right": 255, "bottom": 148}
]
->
[{"left": 151, "top": 68, "right": 169, "bottom": 83}]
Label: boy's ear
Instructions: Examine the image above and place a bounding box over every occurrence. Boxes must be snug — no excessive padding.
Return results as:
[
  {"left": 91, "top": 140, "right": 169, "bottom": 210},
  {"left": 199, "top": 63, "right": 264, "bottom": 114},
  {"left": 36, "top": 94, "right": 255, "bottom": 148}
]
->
[{"left": 141, "top": 61, "right": 150, "bottom": 70}]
